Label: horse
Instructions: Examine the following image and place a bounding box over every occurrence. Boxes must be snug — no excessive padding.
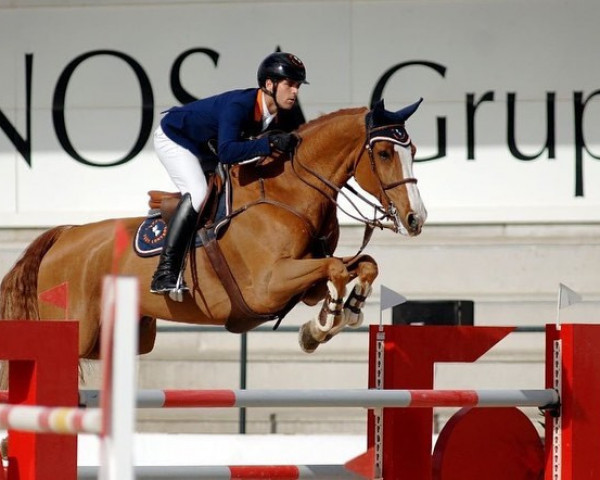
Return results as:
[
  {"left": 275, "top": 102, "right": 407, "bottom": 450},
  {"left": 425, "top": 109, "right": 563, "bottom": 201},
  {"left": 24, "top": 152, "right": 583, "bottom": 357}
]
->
[{"left": 0, "top": 98, "right": 427, "bottom": 365}]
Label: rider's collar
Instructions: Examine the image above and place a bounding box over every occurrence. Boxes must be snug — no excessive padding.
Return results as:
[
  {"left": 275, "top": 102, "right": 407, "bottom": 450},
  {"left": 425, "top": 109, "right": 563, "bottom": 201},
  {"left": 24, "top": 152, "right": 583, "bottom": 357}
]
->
[{"left": 256, "top": 89, "right": 276, "bottom": 130}]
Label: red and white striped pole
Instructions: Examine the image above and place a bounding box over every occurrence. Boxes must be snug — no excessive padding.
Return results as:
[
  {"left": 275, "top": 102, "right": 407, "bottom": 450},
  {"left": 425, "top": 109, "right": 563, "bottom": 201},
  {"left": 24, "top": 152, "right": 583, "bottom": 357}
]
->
[
  {"left": 78, "top": 387, "right": 558, "bottom": 409},
  {"left": 79, "top": 464, "right": 362, "bottom": 479},
  {"left": 0, "top": 404, "right": 101, "bottom": 434}
]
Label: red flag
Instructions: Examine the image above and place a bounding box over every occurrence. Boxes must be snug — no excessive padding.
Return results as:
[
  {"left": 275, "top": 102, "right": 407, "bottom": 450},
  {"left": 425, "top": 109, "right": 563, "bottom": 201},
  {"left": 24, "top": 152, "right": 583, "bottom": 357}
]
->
[
  {"left": 38, "top": 282, "right": 68, "bottom": 310},
  {"left": 112, "top": 220, "right": 131, "bottom": 273},
  {"left": 344, "top": 446, "right": 375, "bottom": 479}
]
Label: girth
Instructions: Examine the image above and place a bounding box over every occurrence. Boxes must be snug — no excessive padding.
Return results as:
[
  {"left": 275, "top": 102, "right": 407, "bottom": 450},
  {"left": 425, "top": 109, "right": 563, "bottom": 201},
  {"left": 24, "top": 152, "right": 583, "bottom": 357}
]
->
[{"left": 196, "top": 228, "right": 298, "bottom": 333}]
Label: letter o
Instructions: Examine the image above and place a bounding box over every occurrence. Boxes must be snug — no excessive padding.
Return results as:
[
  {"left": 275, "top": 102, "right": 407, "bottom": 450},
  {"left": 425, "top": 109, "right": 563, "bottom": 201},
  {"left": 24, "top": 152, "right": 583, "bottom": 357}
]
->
[{"left": 52, "top": 50, "right": 154, "bottom": 167}]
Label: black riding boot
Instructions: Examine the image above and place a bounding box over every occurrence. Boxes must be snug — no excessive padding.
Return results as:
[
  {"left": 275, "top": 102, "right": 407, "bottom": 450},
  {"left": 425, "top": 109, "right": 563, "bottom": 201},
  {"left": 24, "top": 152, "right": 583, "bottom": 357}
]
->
[{"left": 150, "top": 193, "right": 198, "bottom": 295}]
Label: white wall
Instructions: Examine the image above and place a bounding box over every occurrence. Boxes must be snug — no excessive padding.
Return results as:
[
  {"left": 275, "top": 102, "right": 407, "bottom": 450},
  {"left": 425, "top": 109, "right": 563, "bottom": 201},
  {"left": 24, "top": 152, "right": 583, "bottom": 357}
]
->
[{"left": 1, "top": 0, "right": 599, "bottom": 226}]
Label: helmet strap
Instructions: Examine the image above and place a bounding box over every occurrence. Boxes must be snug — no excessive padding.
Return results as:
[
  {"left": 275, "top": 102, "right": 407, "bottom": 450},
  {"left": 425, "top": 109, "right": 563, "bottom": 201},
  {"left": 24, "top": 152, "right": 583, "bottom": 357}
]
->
[{"left": 262, "top": 80, "right": 281, "bottom": 111}]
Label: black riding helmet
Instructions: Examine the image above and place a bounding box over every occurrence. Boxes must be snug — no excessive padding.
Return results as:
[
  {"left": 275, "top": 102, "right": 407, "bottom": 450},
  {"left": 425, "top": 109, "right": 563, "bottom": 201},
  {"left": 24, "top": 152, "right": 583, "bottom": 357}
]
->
[{"left": 257, "top": 52, "right": 309, "bottom": 87}]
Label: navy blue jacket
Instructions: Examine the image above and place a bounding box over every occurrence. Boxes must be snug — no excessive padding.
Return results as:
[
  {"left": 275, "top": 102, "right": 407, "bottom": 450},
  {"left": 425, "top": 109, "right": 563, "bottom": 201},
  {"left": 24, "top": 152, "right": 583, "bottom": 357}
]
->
[{"left": 160, "top": 88, "right": 303, "bottom": 166}]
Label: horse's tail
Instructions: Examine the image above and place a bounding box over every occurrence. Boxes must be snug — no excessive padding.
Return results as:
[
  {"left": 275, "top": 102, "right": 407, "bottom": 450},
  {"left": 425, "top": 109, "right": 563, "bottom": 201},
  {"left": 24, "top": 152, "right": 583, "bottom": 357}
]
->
[
  {"left": 0, "top": 226, "right": 69, "bottom": 320},
  {"left": 0, "top": 226, "right": 70, "bottom": 388}
]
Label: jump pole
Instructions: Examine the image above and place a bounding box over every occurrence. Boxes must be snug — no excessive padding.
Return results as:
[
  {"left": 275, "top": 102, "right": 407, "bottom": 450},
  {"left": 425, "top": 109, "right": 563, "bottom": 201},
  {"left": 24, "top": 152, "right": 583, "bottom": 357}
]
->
[
  {"left": 78, "top": 464, "right": 363, "bottom": 479},
  {"left": 0, "top": 404, "right": 100, "bottom": 434},
  {"left": 77, "top": 387, "right": 559, "bottom": 409},
  {"left": 98, "top": 275, "right": 139, "bottom": 480}
]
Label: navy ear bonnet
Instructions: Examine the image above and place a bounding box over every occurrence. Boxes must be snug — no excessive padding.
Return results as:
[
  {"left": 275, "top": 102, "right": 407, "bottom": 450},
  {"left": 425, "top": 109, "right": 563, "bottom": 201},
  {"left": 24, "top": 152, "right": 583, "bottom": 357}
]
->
[
  {"left": 366, "top": 98, "right": 422, "bottom": 148},
  {"left": 366, "top": 98, "right": 423, "bottom": 129}
]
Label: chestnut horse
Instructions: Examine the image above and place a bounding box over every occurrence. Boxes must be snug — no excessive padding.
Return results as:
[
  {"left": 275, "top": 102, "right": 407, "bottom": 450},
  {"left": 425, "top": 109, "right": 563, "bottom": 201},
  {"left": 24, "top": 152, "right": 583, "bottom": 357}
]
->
[{"left": 0, "top": 98, "right": 427, "bottom": 361}]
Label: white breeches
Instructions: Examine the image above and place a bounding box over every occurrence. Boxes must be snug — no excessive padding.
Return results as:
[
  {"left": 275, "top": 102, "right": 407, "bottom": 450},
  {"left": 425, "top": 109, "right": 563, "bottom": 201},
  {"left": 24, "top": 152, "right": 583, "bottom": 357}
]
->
[{"left": 153, "top": 125, "right": 207, "bottom": 211}]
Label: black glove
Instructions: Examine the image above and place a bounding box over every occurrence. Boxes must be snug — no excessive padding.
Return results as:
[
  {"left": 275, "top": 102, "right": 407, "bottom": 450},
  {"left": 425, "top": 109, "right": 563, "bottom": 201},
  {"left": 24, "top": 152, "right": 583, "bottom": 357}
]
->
[{"left": 269, "top": 133, "right": 299, "bottom": 155}]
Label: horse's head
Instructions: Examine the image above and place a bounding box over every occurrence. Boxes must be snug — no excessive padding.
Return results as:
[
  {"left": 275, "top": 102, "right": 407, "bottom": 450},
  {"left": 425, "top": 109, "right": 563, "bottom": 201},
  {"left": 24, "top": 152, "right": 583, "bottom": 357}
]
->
[{"left": 354, "top": 98, "right": 428, "bottom": 236}]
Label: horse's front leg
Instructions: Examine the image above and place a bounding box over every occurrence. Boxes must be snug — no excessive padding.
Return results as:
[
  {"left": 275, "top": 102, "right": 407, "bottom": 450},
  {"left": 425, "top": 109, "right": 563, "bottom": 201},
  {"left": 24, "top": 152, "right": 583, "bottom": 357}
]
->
[{"left": 342, "top": 256, "right": 379, "bottom": 329}]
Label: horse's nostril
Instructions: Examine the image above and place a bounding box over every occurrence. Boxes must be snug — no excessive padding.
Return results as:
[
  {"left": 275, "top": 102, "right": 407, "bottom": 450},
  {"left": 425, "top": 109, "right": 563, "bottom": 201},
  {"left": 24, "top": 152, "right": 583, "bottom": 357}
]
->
[
  {"left": 407, "top": 213, "right": 418, "bottom": 229},
  {"left": 406, "top": 213, "right": 424, "bottom": 234}
]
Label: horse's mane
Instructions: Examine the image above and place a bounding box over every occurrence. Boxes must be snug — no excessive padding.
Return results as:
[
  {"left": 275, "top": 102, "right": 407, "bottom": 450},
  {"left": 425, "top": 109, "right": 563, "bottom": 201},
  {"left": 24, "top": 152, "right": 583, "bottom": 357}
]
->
[
  {"left": 291, "top": 107, "right": 368, "bottom": 166},
  {"left": 297, "top": 107, "right": 368, "bottom": 135}
]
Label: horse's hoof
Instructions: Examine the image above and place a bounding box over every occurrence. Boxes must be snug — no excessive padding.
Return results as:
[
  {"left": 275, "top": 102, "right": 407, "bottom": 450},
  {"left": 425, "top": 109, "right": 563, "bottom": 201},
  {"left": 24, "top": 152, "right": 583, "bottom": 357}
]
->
[
  {"left": 298, "top": 323, "right": 320, "bottom": 353},
  {"left": 344, "top": 310, "right": 364, "bottom": 328}
]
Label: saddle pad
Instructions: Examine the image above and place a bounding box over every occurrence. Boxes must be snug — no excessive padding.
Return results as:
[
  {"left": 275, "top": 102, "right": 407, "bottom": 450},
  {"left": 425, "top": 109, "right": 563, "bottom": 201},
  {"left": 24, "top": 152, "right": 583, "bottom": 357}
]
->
[{"left": 134, "top": 193, "right": 226, "bottom": 258}]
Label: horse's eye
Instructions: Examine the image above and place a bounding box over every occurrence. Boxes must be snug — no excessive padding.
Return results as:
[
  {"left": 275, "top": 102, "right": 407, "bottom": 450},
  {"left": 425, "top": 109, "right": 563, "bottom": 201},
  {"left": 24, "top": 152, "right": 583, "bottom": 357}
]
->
[{"left": 378, "top": 150, "right": 391, "bottom": 160}]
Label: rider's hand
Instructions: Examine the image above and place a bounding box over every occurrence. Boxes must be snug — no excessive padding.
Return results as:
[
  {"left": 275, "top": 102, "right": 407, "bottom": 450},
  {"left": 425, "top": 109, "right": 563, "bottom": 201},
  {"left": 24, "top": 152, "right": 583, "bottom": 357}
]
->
[{"left": 269, "top": 133, "right": 299, "bottom": 156}]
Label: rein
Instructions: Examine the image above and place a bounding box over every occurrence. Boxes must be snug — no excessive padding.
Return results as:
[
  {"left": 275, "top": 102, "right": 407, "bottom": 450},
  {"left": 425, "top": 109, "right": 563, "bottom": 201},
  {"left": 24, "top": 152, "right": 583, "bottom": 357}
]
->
[{"left": 224, "top": 176, "right": 320, "bottom": 239}]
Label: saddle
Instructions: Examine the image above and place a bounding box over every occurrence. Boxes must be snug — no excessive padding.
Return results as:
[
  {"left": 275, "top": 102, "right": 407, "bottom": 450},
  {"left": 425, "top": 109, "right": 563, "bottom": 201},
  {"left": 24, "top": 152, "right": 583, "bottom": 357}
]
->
[
  {"left": 147, "top": 169, "right": 225, "bottom": 227},
  {"left": 135, "top": 168, "right": 230, "bottom": 257}
]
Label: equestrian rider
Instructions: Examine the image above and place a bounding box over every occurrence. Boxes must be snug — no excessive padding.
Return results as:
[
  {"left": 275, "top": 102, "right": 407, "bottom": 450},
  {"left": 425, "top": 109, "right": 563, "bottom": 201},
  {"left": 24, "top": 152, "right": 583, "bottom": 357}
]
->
[{"left": 150, "top": 52, "right": 309, "bottom": 296}]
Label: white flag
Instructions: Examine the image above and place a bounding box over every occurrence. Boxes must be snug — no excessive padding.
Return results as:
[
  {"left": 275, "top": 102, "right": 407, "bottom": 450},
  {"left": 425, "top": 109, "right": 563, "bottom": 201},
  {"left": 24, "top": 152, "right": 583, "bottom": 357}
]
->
[
  {"left": 380, "top": 285, "right": 407, "bottom": 311},
  {"left": 558, "top": 283, "right": 582, "bottom": 309}
]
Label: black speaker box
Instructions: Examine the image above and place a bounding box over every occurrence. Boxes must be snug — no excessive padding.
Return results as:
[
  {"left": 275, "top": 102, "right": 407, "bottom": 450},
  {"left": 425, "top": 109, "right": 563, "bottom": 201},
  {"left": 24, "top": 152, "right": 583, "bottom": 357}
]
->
[{"left": 392, "top": 300, "right": 474, "bottom": 326}]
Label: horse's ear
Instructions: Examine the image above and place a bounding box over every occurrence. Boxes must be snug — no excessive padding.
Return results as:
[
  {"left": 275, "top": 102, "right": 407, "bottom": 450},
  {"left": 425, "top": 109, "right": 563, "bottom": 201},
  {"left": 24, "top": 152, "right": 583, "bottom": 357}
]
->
[
  {"left": 367, "top": 99, "right": 387, "bottom": 128},
  {"left": 371, "top": 98, "right": 385, "bottom": 111},
  {"left": 394, "top": 98, "right": 423, "bottom": 123}
]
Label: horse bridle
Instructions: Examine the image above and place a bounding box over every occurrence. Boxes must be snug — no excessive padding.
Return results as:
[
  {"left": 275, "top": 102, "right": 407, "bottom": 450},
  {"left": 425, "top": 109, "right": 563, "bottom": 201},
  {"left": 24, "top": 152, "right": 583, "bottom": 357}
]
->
[
  {"left": 286, "top": 120, "right": 419, "bottom": 230},
  {"left": 360, "top": 123, "right": 419, "bottom": 231}
]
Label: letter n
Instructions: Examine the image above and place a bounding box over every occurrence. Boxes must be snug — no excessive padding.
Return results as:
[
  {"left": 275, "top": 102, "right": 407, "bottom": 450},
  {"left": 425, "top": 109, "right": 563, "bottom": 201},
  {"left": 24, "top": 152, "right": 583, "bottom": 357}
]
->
[{"left": 0, "top": 54, "right": 32, "bottom": 166}]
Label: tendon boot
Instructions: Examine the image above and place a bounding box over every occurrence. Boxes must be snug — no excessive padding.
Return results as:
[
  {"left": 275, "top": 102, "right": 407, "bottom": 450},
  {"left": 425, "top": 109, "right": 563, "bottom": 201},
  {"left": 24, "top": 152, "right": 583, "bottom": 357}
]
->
[{"left": 150, "top": 193, "right": 198, "bottom": 297}]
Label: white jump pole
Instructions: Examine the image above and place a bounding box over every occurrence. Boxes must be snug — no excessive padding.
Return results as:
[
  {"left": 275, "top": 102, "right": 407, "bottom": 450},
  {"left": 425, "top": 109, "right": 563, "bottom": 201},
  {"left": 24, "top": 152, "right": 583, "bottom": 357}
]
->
[{"left": 98, "top": 275, "right": 139, "bottom": 480}]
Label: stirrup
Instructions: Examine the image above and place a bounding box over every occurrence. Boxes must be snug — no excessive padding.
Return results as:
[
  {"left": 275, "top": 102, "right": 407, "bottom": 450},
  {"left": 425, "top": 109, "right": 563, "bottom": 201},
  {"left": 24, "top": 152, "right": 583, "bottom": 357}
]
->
[
  {"left": 168, "top": 271, "right": 189, "bottom": 302},
  {"left": 150, "top": 270, "right": 188, "bottom": 300},
  {"left": 166, "top": 273, "right": 186, "bottom": 302}
]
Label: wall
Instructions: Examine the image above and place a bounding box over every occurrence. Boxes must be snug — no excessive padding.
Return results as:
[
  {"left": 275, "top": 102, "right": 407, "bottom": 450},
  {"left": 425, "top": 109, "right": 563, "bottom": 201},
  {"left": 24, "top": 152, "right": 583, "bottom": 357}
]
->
[{"left": 1, "top": 0, "right": 599, "bottom": 226}]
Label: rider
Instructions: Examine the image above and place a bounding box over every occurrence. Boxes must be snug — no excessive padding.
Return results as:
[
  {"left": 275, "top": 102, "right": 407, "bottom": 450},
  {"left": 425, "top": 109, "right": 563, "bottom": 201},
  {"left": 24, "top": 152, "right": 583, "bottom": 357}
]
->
[{"left": 150, "top": 52, "right": 309, "bottom": 296}]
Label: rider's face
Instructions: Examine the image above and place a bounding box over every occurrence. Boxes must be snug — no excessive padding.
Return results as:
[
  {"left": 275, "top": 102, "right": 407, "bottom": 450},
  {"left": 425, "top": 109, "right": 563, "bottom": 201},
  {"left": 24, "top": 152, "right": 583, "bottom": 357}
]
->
[{"left": 267, "top": 79, "right": 301, "bottom": 111}]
